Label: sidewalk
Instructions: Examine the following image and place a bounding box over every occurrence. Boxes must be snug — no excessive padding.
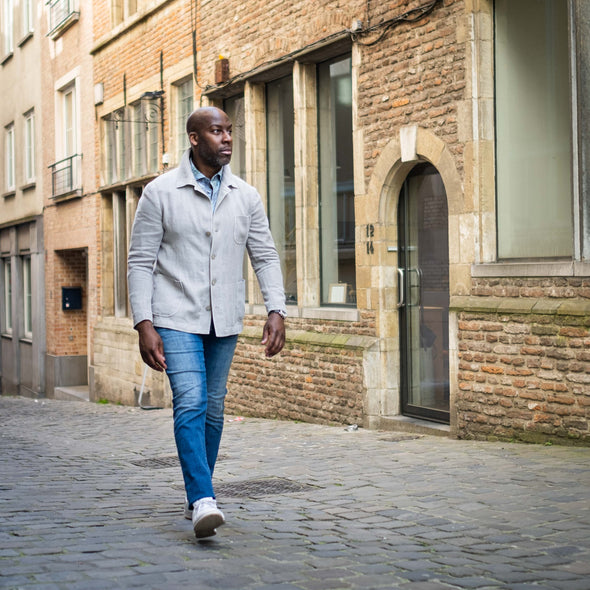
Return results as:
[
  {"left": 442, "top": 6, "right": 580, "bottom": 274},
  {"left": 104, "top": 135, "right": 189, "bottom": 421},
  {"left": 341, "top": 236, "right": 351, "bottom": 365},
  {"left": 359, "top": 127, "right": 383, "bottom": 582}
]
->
[{"left": 1, "top": 395, "right": 589, "bottom": 590}]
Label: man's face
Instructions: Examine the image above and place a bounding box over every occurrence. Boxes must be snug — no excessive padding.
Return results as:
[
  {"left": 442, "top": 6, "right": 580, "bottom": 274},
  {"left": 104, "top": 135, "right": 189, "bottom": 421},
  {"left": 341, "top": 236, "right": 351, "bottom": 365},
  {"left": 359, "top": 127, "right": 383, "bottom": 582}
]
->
[{"left": 189, "top": 110, "right": 232, "bottom": 174}]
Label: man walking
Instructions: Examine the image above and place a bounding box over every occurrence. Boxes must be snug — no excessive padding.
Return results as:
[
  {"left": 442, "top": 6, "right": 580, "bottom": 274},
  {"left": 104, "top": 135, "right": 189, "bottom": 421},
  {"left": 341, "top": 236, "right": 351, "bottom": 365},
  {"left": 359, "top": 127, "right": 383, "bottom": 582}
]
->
[{"left": 128, "top": 106, "right": 286, "bottom": 538}]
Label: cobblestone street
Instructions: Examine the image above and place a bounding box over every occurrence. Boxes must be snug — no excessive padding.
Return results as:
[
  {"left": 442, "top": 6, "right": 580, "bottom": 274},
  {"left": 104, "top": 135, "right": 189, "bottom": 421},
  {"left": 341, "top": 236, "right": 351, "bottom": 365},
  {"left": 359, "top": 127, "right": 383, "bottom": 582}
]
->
[{"left": 1, "top": 395, "right": 590, "bottom": 590}]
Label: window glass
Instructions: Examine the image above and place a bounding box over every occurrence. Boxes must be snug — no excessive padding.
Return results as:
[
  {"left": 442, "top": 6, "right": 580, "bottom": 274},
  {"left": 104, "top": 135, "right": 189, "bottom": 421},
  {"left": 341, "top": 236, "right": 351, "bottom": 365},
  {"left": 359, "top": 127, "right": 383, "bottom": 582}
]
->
[
  {"left": 176, "top": 79, "right": 193, "bottom": 164},
  {"left": 495, "top": 0, "right": 573, "bottom": 258},
  {"left": 133, "top": 103, "right": 145, "bottom": 177},
  {"left": 5, "top": 124, "right": 15, "bottom": 191},
  {"left": 318, "top": 56, "right": 355, "bottom": 304},
  {"left": 147, "top": 100, "right": 159, "bottom": 173},
  {"left": 23, "top": 257, "right": 32, "bottom": 337},
  {"left": 267, "top": 77, "right": 297, "bottom": 303},
  {"left": 24, "top": 112, "right": 35, "bottom": 182},
  {"left": 64, "top": 86, "right": 76, "bottom": 157},
  {"left": 224, "top": 95, "right": 248, "bottom": 301},
  {"left": 4, "top": 259, "right": 12, "bottom": 333},
  {"left": 113, "top": 192, "right": 127, "bottom": 317},
  {"left": 22, "top": 0, "right": 33, "bottom": 35},
  {"left": 224, "top": 95, "right": 246, "bottom": 179},
  {"left": 3, "top": 0, "right": 14, "bottom": 54}
]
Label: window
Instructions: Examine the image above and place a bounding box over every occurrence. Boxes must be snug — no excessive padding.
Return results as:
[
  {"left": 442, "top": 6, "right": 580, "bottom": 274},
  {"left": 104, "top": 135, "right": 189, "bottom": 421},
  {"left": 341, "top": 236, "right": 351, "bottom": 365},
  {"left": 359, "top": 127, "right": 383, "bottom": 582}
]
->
[
  {"left": 111, "top": 0, "right": 137, "bottom": 27},
  {"left": 267, "top": 76, "right": 297, "bottom": 303},
  {"left": 23, "top": 256, "right": 32, "bottom": 338},
  {"left": 22, "top": 0, "right": 33, "bottom": 36},
  {"left": 318, "top": 56, "right": 355, "bottom": 304},
  {"left": 3, "top": 259, "right": 12, "bottom": 334},
  {"left": 224, "top": 95, "right": 248, "bottom": 301},
  {"left": 224, "top": 95, "right": 245, "bottom": 179},
  {"left": 63, "top": 84, "right": 77, "bottom": 158},
  {"left": 47, "top": 0, "right": 79, "bottom": 38},
  {"left": 50, "top": 81, "right": 81, "bottom": 197},
  {"left": 24, "top": 111, "right": 35, "bottom": 183},
  {"left": 105, "top": 109, "right": 125, "bottom": 184},
  {"left": 175, "top": 78, "right": 193, "bottom": 164},
  {"left": 133, "top": 104, "right": 144, "bottom": 177},
  {"left": 5, "top": 123, "right": 15, "bottom": 192},
  {"left": 495, "top": 0, "right": 573, "bottom": 259},
  {"left": 112, "top": 192, "right": 127, "bottom": 316},
  {"left": 2, "top": 0, "right": 14, "bottom": 55}
]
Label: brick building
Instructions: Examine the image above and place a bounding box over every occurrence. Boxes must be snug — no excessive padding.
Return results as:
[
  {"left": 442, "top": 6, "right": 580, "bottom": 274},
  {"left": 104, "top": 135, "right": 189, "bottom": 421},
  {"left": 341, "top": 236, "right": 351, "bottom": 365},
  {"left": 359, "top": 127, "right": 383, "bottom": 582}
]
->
[
  {"left": 41, "top": 0, "right": 100, "bottom": 400},
  {"left": 8, "top": 0, "right": 584, "bottom": 445}
]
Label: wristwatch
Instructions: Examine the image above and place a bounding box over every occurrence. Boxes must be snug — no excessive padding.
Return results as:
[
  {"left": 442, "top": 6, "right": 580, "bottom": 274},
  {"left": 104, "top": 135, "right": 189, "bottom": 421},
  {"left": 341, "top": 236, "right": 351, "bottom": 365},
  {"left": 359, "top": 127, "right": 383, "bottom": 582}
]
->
[{"left": 269, "top": 309, "right": 287, "bottom": 319}]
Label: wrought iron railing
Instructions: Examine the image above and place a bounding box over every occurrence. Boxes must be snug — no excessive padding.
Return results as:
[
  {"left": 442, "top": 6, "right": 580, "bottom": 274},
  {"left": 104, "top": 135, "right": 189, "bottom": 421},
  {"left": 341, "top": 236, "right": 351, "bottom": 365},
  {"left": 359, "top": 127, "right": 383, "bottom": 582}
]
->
[{"left": 49, "top": 154, "right": 82, "bottom": 198}]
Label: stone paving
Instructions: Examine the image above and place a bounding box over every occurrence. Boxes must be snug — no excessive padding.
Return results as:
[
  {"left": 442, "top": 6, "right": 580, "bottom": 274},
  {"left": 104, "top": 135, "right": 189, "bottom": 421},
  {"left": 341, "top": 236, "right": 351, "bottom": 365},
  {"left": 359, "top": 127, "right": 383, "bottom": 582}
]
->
[{"left": 1, "top": 395, "right": 590, "bottom": 590}]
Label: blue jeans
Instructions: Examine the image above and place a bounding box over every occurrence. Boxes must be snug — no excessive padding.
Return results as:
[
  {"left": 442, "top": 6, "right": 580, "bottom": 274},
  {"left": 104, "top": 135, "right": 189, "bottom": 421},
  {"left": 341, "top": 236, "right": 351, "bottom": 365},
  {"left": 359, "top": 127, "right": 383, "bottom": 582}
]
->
[{"left": 156, "top": 327, "right": 238, "bottom": 506}]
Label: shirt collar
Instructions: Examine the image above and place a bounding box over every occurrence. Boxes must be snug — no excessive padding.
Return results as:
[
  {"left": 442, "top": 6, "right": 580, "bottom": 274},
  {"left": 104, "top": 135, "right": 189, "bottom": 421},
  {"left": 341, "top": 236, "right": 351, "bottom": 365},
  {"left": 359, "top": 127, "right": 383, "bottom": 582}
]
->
[{"left": 189, "top": 156, "right": 222, "bottom": 184}]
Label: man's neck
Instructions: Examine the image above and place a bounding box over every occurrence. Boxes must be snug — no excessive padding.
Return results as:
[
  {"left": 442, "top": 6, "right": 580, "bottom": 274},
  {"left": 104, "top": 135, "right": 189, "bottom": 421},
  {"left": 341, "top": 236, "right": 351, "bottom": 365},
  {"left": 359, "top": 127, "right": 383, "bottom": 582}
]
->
[{"left": 190, "top": 153, "right": 220, "bottom": 180}]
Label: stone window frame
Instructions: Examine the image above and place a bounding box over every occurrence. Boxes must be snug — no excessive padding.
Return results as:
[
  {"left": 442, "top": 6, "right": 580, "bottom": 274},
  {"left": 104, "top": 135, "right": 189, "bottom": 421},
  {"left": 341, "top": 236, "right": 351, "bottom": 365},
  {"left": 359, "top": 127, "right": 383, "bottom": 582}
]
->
[
  {"left": 204, "top": 39, "right": 360, "bottom": 322},
  {"left": 469, "top": 0, "right": 590, "bottom": 279}
]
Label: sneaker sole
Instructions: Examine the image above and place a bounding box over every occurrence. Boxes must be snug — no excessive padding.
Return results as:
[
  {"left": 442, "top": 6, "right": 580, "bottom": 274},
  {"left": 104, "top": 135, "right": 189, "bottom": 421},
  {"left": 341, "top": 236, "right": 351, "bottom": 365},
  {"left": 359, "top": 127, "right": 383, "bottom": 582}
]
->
[{"left": 193, "top": 513, "right": 225, "bottom": 538}]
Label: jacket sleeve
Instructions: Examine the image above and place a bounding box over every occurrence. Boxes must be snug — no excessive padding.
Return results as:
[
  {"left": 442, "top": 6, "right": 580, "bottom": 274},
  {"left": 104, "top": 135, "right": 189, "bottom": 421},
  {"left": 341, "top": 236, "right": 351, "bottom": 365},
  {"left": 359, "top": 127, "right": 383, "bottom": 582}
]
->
[
  {"left": 246, "top": 192, "right": 287, "bottom": 314},
  {"left": 127, "top": 183, "right": 163, "bottom": 328}
]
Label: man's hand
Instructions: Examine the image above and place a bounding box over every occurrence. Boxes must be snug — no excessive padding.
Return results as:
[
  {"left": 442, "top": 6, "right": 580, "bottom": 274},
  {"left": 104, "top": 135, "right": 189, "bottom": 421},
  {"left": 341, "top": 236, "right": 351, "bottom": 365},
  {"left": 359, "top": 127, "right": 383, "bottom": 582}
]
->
[
  {"left": 261, "top": 313, "right": 285, "bottom": 358},
  {"left": 135, "top": 320, "right": 167, "bottom": 371}
]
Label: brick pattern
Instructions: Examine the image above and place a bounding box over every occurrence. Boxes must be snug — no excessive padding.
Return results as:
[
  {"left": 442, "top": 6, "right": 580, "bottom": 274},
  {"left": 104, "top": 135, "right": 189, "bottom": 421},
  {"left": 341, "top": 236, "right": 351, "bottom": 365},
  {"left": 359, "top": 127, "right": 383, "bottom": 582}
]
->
[
  {"left": 456, "top": 310, "right": 590, "bottom": 445},
  {"left": 227, "top": 320, "right": 366, "bottom": 425}
]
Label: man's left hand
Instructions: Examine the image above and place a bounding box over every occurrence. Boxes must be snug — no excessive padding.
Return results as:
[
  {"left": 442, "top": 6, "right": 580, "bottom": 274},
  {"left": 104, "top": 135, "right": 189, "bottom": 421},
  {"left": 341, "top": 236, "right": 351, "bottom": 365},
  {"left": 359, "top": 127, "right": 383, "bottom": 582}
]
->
[{"left": 261, "top": 313, "right": 285, "bottom": 357}]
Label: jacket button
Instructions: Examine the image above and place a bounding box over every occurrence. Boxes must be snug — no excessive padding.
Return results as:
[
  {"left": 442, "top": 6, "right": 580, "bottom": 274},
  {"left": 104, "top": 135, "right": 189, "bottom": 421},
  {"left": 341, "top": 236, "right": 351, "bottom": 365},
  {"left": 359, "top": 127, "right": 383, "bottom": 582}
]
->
[
  {"left": 206, "top": 305, "right": 211, "bottom": 311},
  {"left": 211, "top": 254, "right": 216, "bottom": 259},
  {"left": 206, "top": 231, "right": 211, "bottom": 237},
  {"left": 212, "top": 279, "right": 216, "bottom": 285}
]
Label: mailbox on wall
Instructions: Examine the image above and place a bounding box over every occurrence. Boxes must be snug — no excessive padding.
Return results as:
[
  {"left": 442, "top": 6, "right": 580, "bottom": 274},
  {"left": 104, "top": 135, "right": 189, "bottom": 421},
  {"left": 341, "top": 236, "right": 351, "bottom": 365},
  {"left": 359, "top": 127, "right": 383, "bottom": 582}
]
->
[{"left": 62, "top": 287, "right": 82, "bottom": 311}]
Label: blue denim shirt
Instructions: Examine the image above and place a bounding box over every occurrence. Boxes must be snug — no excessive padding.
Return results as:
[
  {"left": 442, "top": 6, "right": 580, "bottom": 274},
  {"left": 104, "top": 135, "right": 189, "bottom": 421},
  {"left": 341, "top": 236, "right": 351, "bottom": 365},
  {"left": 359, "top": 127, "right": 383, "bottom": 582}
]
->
[{"left": 190, "top": 157, "right": 222, "bottom": 211}]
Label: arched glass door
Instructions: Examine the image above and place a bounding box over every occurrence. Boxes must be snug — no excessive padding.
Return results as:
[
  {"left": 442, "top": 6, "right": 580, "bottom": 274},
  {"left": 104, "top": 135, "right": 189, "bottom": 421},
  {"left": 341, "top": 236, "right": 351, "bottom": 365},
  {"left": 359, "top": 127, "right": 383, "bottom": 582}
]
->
[{"left": 398, "top": 163, "right": 450, "bottom": 423}]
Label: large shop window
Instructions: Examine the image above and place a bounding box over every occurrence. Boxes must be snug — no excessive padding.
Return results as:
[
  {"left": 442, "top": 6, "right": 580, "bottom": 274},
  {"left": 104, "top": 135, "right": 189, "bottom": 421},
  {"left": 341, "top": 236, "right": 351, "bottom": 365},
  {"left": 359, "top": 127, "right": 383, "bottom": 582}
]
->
[
  {"left": 224, "top": 95, "right": 248, "bottom": 302},
  {"left": 266, "top": 77, "right": 297, "bottom": 303},
  {"left": 495, "top": 0, "right": 573, "bottom": 259},
  {"left": 318, "top": 56, "right": 355, "bottom": 305},
  {"left": 3, "top": 259, "right": 12, "bottom": 334}
]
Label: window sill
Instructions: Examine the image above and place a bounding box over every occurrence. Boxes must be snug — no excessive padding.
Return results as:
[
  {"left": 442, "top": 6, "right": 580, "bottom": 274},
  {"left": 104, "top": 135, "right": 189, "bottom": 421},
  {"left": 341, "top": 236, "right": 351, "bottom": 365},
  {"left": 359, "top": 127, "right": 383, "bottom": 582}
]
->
[
  {"left": 18, "top": 31, "right": 33, "bottom": 48},
  {"left": 48, "top": 12, "right": 80, "bottom": 40},
  {"left": 2, "top": 190, "right": 16, "bottom": 199},
  {"left": 1, "top": 52, "right": 13, "bottom": 66},
  {"left": 472, "top": 261, "right": 590, "bottom": 278},
  {"left": 50, "top": 188, "right": 83, "bottom": 202},
  {"left": 248, "top": 303, "right": 360, "bottom": 322},
  {"left": 20, "top": 182, "right": 36, "bottom": 192}
]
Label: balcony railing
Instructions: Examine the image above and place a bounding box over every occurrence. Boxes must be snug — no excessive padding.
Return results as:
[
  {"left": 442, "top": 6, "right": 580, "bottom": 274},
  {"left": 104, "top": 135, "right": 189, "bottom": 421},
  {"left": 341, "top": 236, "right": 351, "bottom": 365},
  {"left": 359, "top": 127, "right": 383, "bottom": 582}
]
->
[
  {"left": 47, "top": 0, "right": 79, "bottom": 38},
  {"left": 49, "top": 154, "right": 82, "bottom": 198}
]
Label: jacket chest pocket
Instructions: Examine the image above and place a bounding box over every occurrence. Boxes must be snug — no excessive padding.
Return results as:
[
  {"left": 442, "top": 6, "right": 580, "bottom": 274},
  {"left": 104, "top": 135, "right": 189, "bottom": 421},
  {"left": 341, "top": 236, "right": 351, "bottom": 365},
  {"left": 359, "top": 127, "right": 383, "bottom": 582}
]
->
[{"left": 233, "top": 215, "right": 250, "bottom": 245}]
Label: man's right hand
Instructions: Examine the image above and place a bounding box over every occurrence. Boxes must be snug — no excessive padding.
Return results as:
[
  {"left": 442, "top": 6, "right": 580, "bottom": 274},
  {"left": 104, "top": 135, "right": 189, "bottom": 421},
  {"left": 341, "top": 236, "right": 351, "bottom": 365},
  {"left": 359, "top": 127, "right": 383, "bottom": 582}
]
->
[{"left": 135, "top": 320, "right": 167, "bottom": 372}]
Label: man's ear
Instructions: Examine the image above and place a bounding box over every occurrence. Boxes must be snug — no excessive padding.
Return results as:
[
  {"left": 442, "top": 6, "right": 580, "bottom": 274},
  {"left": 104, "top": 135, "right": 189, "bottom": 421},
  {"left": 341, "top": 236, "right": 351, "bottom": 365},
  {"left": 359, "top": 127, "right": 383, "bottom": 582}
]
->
[{"left": 188, "top": 132, "right": 198, "bottom": 147}]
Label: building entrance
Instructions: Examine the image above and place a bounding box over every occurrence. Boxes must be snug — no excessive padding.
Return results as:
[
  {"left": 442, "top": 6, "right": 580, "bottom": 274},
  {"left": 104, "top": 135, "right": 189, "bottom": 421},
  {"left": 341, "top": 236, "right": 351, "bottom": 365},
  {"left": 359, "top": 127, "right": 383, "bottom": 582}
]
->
[{"left": 397, "top": 163, "right": 450, "bottom": 423}]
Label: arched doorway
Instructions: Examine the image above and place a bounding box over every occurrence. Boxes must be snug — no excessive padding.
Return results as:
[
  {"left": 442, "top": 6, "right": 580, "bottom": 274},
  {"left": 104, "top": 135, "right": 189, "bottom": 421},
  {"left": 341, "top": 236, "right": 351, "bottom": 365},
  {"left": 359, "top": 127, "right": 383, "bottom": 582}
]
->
[{"left": 397, "top": 163, "right": 449, "bottom": 423}]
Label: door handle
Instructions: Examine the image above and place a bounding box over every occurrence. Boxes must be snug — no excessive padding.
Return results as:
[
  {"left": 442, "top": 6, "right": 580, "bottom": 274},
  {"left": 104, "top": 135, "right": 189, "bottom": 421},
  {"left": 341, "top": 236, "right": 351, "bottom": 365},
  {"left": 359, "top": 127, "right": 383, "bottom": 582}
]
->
[
  {"left": 397, "top": 268, "right": 405, "bottom": 308},
  {"left": 409, "top": 267, "right": 422, "bottom": 306}
]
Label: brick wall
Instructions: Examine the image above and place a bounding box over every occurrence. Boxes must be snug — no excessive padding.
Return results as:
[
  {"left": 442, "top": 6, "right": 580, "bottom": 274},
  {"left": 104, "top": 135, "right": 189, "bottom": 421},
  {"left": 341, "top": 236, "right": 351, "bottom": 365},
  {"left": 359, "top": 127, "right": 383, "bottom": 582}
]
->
[
  {"left": 226, "top": 322, "right": 374, "bottom": 425},
  {"left": 453, "top": 295, "right": 590, "bottom": 445}
]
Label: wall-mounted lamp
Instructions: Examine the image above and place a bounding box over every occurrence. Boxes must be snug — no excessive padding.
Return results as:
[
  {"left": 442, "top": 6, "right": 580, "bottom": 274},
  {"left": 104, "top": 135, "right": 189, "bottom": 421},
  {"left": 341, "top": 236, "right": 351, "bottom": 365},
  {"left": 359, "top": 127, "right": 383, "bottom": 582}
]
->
[{"left": 94, "top": 82, "right": 104, "bottom": 106}]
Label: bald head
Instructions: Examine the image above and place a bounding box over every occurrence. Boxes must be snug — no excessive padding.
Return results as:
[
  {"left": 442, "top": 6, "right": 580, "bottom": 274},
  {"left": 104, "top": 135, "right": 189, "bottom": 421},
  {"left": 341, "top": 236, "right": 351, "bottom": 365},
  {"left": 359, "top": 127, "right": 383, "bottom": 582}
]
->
[
  {"left": 186, "top": 107, "right": 229, "bottom": 135},
  {"left": 186, "top": 107, "right": 233, "bottom": 178}
]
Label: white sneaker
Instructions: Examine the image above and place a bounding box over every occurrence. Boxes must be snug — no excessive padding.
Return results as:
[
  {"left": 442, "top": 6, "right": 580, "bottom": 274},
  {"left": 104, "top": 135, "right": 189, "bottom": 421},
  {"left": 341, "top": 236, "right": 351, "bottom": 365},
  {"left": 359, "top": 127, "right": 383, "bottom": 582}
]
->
[
  {"left": 183, "top": 497, "right": 192, "bottom": 520},
  {"left": 192, "top": 497, "right": 225, "bottom": 538}
]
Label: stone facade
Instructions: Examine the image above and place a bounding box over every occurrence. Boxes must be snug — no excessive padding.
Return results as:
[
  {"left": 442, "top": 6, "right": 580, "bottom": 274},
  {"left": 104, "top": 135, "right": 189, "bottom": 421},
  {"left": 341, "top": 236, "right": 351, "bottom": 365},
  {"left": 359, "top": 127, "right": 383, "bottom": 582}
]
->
[{"left": 82, "top": 0, "right": 590, "bottom": 445}]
